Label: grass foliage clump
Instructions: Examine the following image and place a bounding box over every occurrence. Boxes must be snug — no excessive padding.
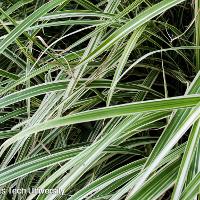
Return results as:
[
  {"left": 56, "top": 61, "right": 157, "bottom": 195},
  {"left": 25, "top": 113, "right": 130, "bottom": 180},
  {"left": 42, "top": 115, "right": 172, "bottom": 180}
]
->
[{"left": 0, "top": 0, "right": 200, "bottom": 199}]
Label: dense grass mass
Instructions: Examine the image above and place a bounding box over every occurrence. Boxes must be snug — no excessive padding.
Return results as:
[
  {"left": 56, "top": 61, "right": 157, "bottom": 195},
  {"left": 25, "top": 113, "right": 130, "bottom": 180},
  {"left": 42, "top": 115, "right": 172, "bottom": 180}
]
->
[{"left": 0, "top": 0, "right": 200, "bottom": 199}]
